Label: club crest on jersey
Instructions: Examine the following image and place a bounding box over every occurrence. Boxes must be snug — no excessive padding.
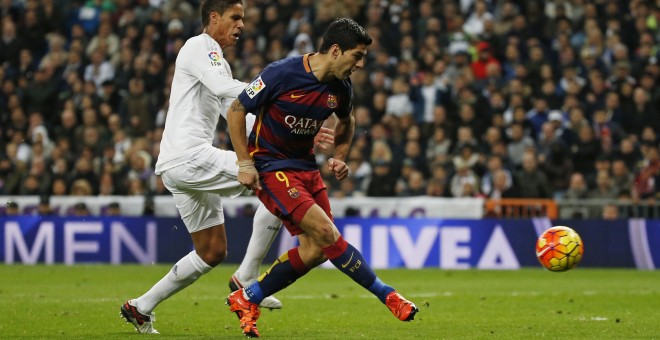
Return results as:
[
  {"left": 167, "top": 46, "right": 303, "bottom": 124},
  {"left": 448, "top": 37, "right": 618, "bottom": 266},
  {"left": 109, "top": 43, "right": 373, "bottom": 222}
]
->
[
  {"left": 287, "top": 187, "right": 300, "bottom": 198},
  {"left": 208, "top": 51, "right": 222, "bottom": 66},
  {"left": 327, "top": 94, "right": 338, "bottom": 108},
  {"left": 246, "top": 76, "right": 266, "bottom": 98}
]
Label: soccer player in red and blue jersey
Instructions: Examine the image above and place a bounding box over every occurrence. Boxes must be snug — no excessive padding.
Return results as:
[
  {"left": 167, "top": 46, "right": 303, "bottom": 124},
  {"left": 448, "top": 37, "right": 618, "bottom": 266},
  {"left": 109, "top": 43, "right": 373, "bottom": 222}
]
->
[{"left": 226, "top": 18, "right": 418, "bottom": 338}]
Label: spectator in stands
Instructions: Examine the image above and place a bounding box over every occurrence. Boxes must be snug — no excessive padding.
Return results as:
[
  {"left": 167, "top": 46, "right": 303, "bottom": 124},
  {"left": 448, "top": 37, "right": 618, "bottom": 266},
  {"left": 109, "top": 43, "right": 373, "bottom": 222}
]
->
[
  {"left": 426, "top": 178, "right": 447, "bottom": 197},
  {"left": 1, "top": 19, "right": 21, "bottom": 71},
  {"left": 611, "top": 158, "right": 634, "bottom": 194},
  {"left": 346, "top": 148, "right": 371, "bottom": 191},
  {"left": 50, "top": 177, "right": 68, "bottom": 196},
  {"left": 70, "top": 178, "right": 93, "bottom": 196},
  {"left": 84, "top": 48, "right": 115, "bottom": 93},
  {"left": 366, "top": 160, "right": 397, "bottom": 197},
  {"left": 106, "top": 202, "right": 122, "bottom": 216},
  {"left": 457, "top": 103, "right": 487, "bottom": 139},
  {"left": 488, "top": 169, "right": 517, "bottom": 199},
  {"left": 127, "top": 150, "right": 154, "bottom": 185},
  {"left": 425, "top": 105, "right": 456, "bottom": 143},
  {"left": 452, "top": 143, "right": 481, "bottom": 175},
  {"left": 564, "top": 172, "right": 589, "bottom": 200},
  {"left": 640, "top": 126, "right": 659, "bottom": 146},
  {"left": 120, "top": 77, "right": 155, "bottom": 137},
  {"left": 426, "top": 126, "right": 452, "bottom": 164},
  {"left": 72, "top": 202, "right": 91, "bottom": 216},
  {"left": 8, "top": 130, "right": 30, "bottom": 167},
  {"left": 601, "top": 204, "right": 619, "bottom": 220},
  {"left": 633, "top": 143, "right": 660, "bottom": 200},
  {"left": 514, "top": 151, "right": 552, "bottom": 199},
  {"left": 450, "top": 157, "right": 480, "bottom": 198},
  {"left": 127, "top": 177, "right": 148, "bottom": 196},
  {"left": 623, "top": 86, "right": 654, "bottom": 139},
  {"left": 87, "top": 22, "right": 120, "bottom": 60},
  {"left": 69, "top": 158, "right": 99, "bottom": 193},
  {"left": 571, "top": 125, "right": 601, "bottom": 176},
  {"left": 402, "top": 139, "right": 428, "bottom": 176},
  {"left": 19, "top": 174, "right": 42, "bottom": 196},
  {"left": 589, "top": 170, "right": 618, "bottom": 200},
  {"left": 506, "top": 123, "right": 535, "bottom": 169},
  {"left": 24, "top": 66, "right": 59, "bottom": 119},
  {"left": 37, "top": 195, "right": 54, "bottom": 216},
  {"left": 98, "top": 172, "right": 119, "bottom": 196},
  {"left": 592, "top": 109, "right": 625, "bottom": 146},
  {"left": 19, "top": 6, "right": 46, "bottom": 57},
  {"left": 385, "top": 77, "right": 413, "bottom": 118},
  {"left": 561, "top": 106, "right": 586, "bottom": 145},
  {"left": 543, "top": 142, "right": 573, "bottom": 198},
  {"left": 471, "top": 41, "right": 500, "bottom": 81},
  {"left": 614, "top": 137, "right": 642, "bottom": 171},
  {"left": 5, "top": 201, "right": 19, "bottom": 215},
  {"left": 482, "top": 125, "right": 504, "bottom": 157},
  {"left": 526, "top": 96, "right": 551, "bottom": 139},
  {"left": 481, "top": 154, "right": 512, "bottom": 197},
  {"left": 0, "top": 146, "right": 22, "bottom": 195},
  {"left": 536, "top": 121, "right": 562, "bottom": 163}
]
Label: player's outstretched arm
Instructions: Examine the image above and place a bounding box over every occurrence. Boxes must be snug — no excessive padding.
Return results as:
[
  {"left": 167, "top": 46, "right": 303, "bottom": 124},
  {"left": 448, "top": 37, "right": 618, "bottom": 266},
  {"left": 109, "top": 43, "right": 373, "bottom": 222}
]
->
[
  {"left": 227, "top": 98, "right": 261, "bottom": 190},
  {"left": 328, "top": 113, "right": 355, "bottom": 181}
]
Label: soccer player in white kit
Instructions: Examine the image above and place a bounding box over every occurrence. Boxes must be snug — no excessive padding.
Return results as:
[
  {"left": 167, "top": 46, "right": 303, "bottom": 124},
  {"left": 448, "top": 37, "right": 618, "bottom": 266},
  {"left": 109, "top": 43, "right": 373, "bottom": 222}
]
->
[{"left": 118, "top": 0, "right": 304, "bottom": 333}]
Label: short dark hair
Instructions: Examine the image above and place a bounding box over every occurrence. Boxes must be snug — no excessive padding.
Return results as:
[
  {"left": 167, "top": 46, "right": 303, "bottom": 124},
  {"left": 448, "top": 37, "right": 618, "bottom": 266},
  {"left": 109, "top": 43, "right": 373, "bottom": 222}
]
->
[
  {"left": 319, "top": 18, "right": 372, "bottom": 53},
  {"left": 200, "top": 0, "right": 243, "bottom": 27}
]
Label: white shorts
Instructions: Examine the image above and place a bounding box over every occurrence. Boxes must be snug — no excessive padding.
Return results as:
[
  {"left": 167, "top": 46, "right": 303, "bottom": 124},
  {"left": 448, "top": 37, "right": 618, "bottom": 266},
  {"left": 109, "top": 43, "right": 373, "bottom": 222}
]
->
[{"left": 160, "top": 147, "right": 251, "bottom": 233}]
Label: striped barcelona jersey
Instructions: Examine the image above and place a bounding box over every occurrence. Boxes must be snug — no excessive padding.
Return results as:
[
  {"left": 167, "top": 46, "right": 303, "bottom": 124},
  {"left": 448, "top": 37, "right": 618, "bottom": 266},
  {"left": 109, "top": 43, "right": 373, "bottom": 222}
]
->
[{"left": 238, "top": 53, "right": 352, "bottom": 172}]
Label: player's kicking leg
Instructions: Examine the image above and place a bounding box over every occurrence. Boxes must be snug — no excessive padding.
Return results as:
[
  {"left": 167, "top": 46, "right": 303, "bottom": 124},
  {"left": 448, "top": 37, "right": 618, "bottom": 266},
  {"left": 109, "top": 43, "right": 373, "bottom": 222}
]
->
[
  {"left": 227, "top": 208, "right": 418, "bottom": 337},
  {"left": 229, "top": 203, "right": 283, "bottom": 310},
  {"left": 304, "top": 204, "right": 418, "bottom": 322}
]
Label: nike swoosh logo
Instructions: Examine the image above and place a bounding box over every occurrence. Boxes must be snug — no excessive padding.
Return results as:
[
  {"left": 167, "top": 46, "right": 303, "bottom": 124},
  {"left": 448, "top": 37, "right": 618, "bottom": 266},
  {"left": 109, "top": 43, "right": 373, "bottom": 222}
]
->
[
  {"left": 291, "top": 93, "right": 305, "bottom": 99},
  {"left": 341, "top": 252, "right": 354, "bottom": 268}
]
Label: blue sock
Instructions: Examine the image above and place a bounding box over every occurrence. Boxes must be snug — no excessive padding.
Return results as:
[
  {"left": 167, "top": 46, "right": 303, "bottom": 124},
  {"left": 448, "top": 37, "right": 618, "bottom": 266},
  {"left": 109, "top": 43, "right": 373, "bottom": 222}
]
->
[
  {"left": 246, "top": 248, "right": 310, "bottom": 304},
  {"left": 323, "top": 236, "right": 394, "bottom": 303},
  {"left": 244, "top": 281, "right": 265, "bottom": 304},
  {"left": 368, "top": 277, "right": 394, "bottom": 303}
]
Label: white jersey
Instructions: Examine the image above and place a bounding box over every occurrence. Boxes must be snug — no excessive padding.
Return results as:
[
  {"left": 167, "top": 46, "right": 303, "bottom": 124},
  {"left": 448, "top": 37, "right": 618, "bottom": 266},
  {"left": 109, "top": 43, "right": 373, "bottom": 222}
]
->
[{"left": 156, "top": 33, "right": 252, "bottom": 174}]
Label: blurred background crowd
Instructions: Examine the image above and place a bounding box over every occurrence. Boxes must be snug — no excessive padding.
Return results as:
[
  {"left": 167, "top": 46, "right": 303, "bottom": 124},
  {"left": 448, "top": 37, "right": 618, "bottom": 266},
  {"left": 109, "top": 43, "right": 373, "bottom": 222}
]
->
[{"left": 1, "top": 0, "right": 660, "bottom": 209}]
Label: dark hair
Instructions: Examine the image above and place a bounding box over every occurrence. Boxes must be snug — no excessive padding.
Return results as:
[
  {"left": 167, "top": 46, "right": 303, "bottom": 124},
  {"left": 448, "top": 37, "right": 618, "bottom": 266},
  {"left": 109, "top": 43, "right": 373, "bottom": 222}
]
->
[
  {"left": 319, "top": 18, "right": 372, "bottom": 53},
  {"left": 200, "top": 0, "right": 243, "bottom": 27}
]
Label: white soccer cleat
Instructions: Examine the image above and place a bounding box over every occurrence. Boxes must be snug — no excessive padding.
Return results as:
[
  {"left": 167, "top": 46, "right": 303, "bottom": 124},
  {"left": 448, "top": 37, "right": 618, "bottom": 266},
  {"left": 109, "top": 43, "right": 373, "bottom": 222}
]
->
[
  {"left": 229, "top": 274, "right": 283, "bottom": 310},
  {"left": 259, "top": 295, "right": 283, "bottom": 310},
  {"left": 120, "top": 300, "right": 160, "bottom": 334}
]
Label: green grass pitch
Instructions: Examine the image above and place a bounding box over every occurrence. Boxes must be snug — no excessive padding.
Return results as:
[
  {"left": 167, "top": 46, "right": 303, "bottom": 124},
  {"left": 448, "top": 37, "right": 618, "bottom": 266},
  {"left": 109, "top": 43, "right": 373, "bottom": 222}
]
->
[{"left": 1, "top": 265, "right": 659, "bottom": 339}]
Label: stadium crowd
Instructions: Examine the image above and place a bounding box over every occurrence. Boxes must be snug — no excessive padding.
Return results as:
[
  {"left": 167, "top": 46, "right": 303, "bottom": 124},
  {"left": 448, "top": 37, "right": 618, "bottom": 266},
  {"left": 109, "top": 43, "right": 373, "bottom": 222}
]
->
[{"left": 1, "top": 0, "right": 660, "bottom": 211}]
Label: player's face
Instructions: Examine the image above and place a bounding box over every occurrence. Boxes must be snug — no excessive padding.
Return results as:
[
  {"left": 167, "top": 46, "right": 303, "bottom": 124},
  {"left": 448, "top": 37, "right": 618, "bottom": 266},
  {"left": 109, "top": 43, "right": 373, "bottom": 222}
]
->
[
  {"left": 335, "top": 44, "right": 368, "bottom": 79},
  {"left": 210, "top": 4, "right": 244, "bottom": 48}
]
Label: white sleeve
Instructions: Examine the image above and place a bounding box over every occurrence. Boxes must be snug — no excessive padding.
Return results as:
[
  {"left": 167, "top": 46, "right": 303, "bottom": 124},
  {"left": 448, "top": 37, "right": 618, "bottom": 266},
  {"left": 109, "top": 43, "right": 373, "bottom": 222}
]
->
[
  {"left": 245, "top": 113, "right": 256, "bottom": 137},
  {"left": 180, "top": 39, "right": 247, "bottom": 99}
]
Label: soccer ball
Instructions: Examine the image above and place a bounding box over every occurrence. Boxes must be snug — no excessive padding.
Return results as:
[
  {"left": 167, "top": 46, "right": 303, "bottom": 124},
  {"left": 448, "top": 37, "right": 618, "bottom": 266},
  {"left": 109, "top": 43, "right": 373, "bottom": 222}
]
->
[{"left": 535, "top": 226, "right": 584, "bottom": 272}]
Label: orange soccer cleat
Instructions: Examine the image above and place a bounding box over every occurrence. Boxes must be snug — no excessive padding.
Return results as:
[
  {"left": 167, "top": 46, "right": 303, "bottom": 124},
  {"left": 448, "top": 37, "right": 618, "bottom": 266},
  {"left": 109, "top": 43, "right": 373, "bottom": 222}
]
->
[
  {"left": 385, "top": 291, "right": 419, "bottom": 321},
  {"left": 226, "top": 290, "right": 261, "bottom": 338}
]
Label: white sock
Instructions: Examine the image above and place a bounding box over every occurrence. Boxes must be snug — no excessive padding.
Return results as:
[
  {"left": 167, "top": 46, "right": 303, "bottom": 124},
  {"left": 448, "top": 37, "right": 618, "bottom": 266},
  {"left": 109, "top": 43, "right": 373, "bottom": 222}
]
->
[
  {"left": 235, "top": 203, "right": 281, "bottom": 282},
  {"left": 134, "top": 250, "right": 212, "bottom": 314}
]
